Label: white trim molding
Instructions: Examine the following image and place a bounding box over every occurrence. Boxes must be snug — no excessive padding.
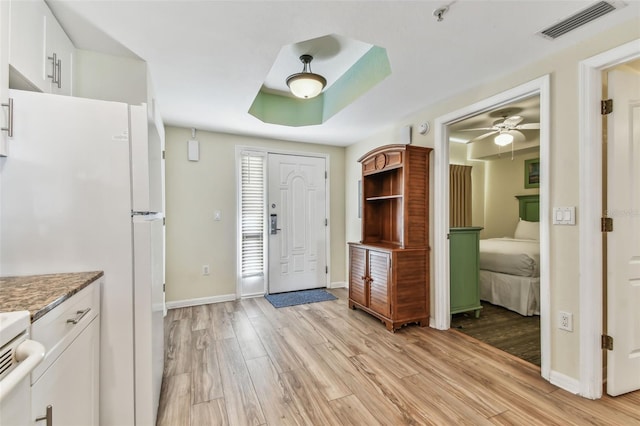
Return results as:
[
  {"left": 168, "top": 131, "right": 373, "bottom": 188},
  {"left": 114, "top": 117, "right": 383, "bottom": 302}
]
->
[
  {"left": 550, "top": 370, "right": 581, "bottom": 395},
  {"left": 578, "top": 38, "right": 640, "bottom": 400},
  {"left": 166, "top": 293, "right": 237, "bottom": 310},
  {"left": 434, "top": 75, "right": 551, "bottom": 382},
  {"left": 329, "top": 281, "right": 347, "bottom": 289}
]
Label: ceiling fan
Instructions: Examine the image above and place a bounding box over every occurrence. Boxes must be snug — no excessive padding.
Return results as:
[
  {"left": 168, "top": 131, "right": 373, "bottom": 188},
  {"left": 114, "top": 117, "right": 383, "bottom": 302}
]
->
[{"left": 461, "top": 114, "right": 540, "bottom": 145}]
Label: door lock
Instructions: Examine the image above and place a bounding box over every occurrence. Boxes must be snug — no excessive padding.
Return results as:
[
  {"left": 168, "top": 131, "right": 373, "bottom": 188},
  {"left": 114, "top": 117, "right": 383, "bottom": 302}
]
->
[{"left": 270, "top": 214, "right": 281, "bottom": 234}]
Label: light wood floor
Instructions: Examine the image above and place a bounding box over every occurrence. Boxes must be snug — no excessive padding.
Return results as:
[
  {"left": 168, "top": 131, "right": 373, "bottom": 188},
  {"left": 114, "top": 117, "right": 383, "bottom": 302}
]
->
[{"left": 156, "top": 288, "right": 640, "bottom": 425}]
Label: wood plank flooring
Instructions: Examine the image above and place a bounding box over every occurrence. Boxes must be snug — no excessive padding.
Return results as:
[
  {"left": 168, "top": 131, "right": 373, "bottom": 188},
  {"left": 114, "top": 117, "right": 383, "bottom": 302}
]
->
[{"left": 157, "top": 289, "right": 640, "bottom": 425}]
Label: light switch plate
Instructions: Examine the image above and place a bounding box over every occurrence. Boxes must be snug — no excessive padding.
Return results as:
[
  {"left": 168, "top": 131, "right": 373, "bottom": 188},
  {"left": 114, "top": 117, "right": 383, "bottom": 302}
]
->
[{"left": 553, "top": 206, "right": 576, "bottom": 225}]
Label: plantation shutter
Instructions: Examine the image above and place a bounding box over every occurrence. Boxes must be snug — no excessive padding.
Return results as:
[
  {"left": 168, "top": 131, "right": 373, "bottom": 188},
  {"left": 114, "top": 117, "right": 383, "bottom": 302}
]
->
[{"left": 241, "top": 152, "right": 265, "bottom": 277}]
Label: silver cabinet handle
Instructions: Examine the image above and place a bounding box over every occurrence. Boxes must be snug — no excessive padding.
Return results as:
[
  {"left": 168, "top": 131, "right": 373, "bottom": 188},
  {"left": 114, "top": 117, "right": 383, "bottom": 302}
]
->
[
  {"left": 1, "top": 98, "right": 13, "bottom": 137},
  {"left": 47, "top": 53, "right": 58, "bottom": 84},
  {"left": 56, "top": 59, "right": 61, "bottom": 88},
  {"left": 47, "top": 53, "right": 61, "bottom": 87},
  {"left": 66, "top": 308, "right": 91, "bottom": 324},
  {"left": 35, "top": 405, "right": 52, "bottom": 426}
]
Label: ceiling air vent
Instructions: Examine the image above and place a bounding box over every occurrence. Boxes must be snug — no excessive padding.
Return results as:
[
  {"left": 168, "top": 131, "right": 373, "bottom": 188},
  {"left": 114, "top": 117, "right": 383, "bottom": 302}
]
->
[{"left": 538, "top": 1, "right": 622, "bottom": 40}]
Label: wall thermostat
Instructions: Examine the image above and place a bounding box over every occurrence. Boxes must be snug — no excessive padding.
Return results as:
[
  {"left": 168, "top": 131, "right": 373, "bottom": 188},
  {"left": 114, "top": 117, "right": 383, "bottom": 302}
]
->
[{"left": 418, "top": 122, "right": 430, "bottom": 135}]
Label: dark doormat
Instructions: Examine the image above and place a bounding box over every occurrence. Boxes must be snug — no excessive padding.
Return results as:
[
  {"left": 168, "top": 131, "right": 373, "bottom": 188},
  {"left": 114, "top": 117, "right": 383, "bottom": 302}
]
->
[{"left": 265, "top": 289, "right": 337, "bottom": 308}]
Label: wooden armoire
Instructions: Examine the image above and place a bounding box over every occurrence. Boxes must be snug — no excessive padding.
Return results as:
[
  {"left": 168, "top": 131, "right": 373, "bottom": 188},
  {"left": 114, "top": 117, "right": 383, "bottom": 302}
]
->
[{"left": 348, "top": 144, "right": 432, "bottom": 331}]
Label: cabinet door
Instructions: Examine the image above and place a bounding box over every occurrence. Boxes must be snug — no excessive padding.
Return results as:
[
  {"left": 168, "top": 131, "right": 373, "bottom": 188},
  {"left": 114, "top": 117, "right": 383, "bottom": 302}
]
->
[
  {"left": 368, "top": 250, "right": 390, "bottom": 317},
  {"left": 449, "top": 230, "right": 481, "bottom": 314},
  {"left": 349, "top": 245, "right": 368, "bottom": 306},
  {"left": 31, "top": 318, "right": 100, "bottom": 426},
  {"left": 0, "top": 0, "right": 9, "bottom": 156},
  {"left": 8, "top": 0, "right": 48, "bottom": 92},
  {"left": 43, "top": 6, "right": 73, "bottom": 95}
]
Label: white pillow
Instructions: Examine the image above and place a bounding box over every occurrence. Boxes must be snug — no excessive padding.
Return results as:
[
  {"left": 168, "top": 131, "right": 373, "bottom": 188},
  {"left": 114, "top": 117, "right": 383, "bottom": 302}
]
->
[{"left": 514, "top": 219, "right": 539, "bottom": 240}]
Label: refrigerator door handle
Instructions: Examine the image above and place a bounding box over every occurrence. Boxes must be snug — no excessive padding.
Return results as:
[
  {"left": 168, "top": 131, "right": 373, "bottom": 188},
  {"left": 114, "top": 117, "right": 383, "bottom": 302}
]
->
[{"left": 131, "top": 211, "right": 161, "bottom": 216}]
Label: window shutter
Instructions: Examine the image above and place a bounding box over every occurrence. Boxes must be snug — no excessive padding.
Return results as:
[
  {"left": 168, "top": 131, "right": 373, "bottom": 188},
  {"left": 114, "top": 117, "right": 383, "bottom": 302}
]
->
[{"left": 240, "top": 153, "right": 265, "bottom": 277}]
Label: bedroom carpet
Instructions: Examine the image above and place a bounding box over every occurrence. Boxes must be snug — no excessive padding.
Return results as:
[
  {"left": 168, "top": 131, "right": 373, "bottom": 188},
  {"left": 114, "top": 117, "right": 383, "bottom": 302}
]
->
[{"left": 451, "top": 302, "right": 541, "bottom": 366}]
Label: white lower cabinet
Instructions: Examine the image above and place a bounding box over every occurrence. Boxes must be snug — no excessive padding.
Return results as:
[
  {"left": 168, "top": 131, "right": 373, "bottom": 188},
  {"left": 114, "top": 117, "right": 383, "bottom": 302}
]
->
[{"left": 30, "top": 281, "right": 100, "bottom": 426}]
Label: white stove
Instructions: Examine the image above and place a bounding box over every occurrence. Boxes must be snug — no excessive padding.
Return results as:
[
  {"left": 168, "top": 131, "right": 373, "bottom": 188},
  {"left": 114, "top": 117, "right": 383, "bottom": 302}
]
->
[{"left": 0, "top": 311, "right": 45, "bottom": 425}]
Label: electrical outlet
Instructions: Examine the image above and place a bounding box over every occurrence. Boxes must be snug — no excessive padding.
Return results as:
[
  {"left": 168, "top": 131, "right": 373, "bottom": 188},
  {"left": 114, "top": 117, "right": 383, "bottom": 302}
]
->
[
  {"left": 202, "top": 265, "right": 210, "bottom": 275},
  {"left": 559, "top": 311, "right": 573, "bottom": 331}
]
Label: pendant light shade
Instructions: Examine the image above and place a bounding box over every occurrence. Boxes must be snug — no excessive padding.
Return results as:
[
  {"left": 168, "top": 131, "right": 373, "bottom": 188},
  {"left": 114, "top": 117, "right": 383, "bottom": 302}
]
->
[
  {"left": 494, "top": 132, "right": 514, "bottom": 146},
  {"left": 286, "top": 55, "right": 327, "bottom": 99}
]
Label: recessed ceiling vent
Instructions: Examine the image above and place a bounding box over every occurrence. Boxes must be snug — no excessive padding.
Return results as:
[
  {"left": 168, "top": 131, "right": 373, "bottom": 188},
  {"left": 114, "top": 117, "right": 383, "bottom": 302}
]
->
[{"left": 538, "top": 1, "right": 621, "bottom": 40}]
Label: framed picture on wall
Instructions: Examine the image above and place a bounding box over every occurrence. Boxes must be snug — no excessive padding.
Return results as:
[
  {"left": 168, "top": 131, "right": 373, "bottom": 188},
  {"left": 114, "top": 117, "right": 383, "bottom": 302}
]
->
[{"left": 524, "top": 158, "right": 540, "bottom": 188}]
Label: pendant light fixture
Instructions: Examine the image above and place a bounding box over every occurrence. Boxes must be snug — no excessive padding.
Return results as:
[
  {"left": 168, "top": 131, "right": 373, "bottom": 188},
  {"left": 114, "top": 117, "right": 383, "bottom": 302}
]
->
[
  {"left": 286, "top": 54, "right": 327, "bottom": 99},
  {"left": 494, "top": 131, "right": 514, "bottom": 146}
]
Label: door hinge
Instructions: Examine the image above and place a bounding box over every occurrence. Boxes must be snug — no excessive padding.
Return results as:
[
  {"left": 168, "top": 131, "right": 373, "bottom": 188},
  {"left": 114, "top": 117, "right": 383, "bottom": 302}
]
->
[
  {"left": 162, "top": 150, "right": 166, "bottom": 159},
  {"left": 601, "top": 99, "right": 613, "bottom": 115},
  {"left": 325, "top": 171, "right": 327, "bottom": 179},
  {"left": 601, "top": 217, "right": 613, "bottom": 232},
  {"left": 602, "top": 334, "right": 614, "bottom": 350},
  {"left": 325, "top": 266, "right": 328, "bottom": 274},
  {"left": 325, "top": 218, "right": 328, "bottom": 226},
  {"left": 163, "top": 217, "right": 166, "bottom": 226}
]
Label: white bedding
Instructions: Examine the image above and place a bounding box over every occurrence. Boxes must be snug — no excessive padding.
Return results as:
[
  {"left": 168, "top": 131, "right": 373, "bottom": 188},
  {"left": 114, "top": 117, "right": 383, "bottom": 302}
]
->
[
  {"left": 479, "top": 238, "right": 540, "bottom": 277},
  {"left": 479, "top": 270, "right": 540, "bottom": 316}
]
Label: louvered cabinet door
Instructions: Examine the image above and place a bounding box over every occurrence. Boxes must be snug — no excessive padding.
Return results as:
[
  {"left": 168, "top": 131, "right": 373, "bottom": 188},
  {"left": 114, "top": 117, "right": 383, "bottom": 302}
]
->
[
  {"left": 349, "top": 245, "right": 368, "bottom": 307},
  {"left": 368, "top": 249, "right": 391, "bottom": 317}
]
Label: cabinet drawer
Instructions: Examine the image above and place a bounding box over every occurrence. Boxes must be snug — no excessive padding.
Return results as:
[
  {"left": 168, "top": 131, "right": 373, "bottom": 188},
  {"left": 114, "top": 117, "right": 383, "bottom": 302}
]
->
[{"left": 31, "top": 279, "right": 101, "bottom": 382}]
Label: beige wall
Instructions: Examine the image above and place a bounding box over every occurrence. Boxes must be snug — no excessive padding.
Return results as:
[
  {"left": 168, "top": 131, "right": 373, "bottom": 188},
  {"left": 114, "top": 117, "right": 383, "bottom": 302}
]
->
[
  {"left": 346, "top": 19, "right": 640, "bottom": 381},
  {"left": 74, "top": 49, "right": 148, "bottom": 105},
  {"left": 165, "top": 127, "right": 346, "bottom": 303},
  {"left": 483, "top": 151, "right": 540, "bottom": 239}
]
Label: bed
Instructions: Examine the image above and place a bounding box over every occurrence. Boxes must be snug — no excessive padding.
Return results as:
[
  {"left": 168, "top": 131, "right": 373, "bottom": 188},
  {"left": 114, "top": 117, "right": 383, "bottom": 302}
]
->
[{"left": 479, "top": 195, "right": 540, "bottom": 316}]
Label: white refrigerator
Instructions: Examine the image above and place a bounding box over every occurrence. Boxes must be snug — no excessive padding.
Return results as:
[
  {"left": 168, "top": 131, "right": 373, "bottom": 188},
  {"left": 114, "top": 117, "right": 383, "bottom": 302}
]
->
[{"left": 0, "top": 89, "right": 165, "bottom": 426}]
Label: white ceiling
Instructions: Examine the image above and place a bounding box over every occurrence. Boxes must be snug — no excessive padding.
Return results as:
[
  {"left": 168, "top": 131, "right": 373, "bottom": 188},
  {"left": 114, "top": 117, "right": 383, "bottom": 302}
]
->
[{"left": 47, "top": 0, "right": 640, "bottom": 147}]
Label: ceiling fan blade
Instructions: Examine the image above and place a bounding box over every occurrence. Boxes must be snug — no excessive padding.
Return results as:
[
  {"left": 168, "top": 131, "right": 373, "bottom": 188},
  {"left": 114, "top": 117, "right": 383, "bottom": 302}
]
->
[
  {"left": 469, "top": 130, "right": 498, "bottom": 142},
  {"left": 503, "top": 115, "right": 524, "bottom": 127},
  {"left": 515, "top": 123, "right": 540, "bottom": 130},
  {"left": 459, "top": 127, "right": 496, "bottom": 132}
]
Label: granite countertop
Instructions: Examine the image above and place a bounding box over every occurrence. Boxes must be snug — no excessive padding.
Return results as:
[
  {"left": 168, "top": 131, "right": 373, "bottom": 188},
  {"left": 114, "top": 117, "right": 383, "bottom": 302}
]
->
[{"left": 0, "top": 271, "right": 103, "bottom": 322}]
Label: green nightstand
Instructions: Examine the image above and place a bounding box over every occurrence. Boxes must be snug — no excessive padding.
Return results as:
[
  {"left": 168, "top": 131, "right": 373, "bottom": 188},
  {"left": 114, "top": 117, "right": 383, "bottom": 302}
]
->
[{"left": 450, "top": 227, "right": 483, "bottom": 318}]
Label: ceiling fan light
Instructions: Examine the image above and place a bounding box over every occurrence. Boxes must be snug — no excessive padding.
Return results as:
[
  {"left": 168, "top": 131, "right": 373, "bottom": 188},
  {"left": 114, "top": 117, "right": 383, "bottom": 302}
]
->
[
  {"left": 495, "top": 132, "right": 514, "bottom": 146},
  {"left": 286, "top": 55, "right": 326, "bottom": 99}
]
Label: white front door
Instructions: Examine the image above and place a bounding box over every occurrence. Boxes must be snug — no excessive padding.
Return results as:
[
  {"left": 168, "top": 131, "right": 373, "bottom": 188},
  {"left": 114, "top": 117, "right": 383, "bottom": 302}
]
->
[
  {"left": 606, "top": 65, "right": 640, "bottom": 396},
  {"left": 267, "top": 153, "right": 327, "bottom": 294}
]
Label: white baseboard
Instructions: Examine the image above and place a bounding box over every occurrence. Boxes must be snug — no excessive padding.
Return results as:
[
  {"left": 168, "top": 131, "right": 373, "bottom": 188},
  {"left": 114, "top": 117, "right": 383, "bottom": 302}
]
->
[
  {"left": 329, "top": 281, "right": 347, "bottom": 289},
  {"left": 166, "top": 293, "right": 236, "bottom": 310},
  {"left": 549, "top": 370, "right": 581, "bottom": 395}
]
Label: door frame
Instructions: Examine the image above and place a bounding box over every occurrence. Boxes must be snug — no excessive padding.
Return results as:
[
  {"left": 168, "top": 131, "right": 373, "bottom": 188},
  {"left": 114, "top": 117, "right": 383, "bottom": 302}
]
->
[
  {"left": 433, "top": 75, "right": 551, "bottom": 381},
  {"left": 578, "top": 38, "right": 640, "bottom": 399},
  {"left": 235, "top": 146, "right": 331, "bottom": 298}
]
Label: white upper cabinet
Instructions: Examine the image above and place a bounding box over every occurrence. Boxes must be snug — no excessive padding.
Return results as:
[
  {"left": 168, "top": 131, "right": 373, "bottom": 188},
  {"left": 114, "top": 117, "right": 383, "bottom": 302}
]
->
[
  {"left": 0, "top": 0, "right": 10, "bottom": 156},
  {"left": 8, "top": 0, "right": 74, "bottom": 95},
  {"left": 43, "top": 4, "right": 73, "bottom": 95}
]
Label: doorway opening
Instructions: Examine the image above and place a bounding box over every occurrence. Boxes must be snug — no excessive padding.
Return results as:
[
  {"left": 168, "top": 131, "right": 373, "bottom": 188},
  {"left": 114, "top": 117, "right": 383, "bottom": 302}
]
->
[
  {"left": 447, "top": 95, "right": 542, "bottom": 366},
  {"left": 236, "top": 148, "right": 330, "bottom": 298},
  {"left": 433, "top": 75, "right": 551, "bottom": 379}
]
